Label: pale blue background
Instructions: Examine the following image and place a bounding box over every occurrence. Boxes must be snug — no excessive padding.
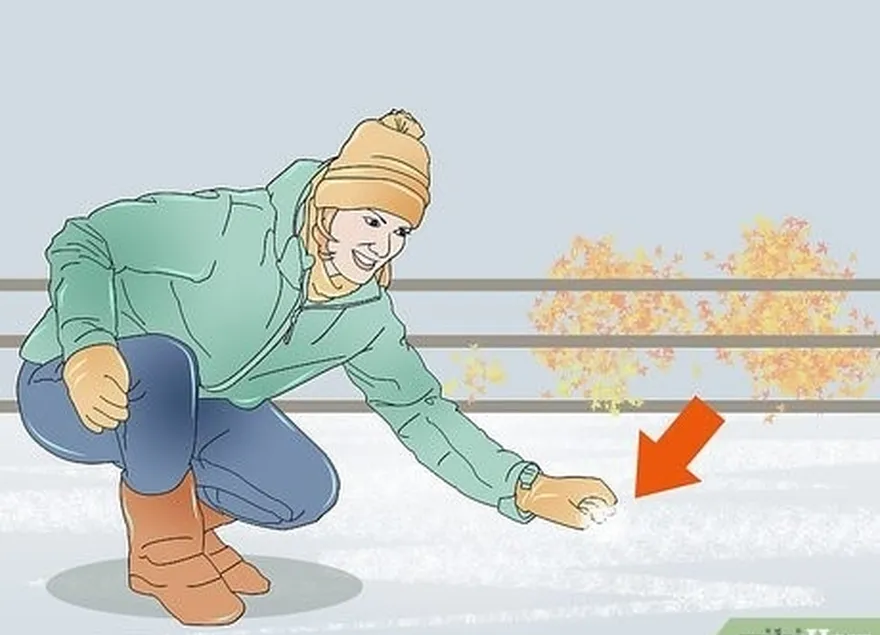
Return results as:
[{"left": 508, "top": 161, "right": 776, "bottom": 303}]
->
[
  {"left": 2, "top": 0, "right": 879, "bottom": 401},
  {"left": 2, "top": 4, "right": 880, "bottom": 635}
]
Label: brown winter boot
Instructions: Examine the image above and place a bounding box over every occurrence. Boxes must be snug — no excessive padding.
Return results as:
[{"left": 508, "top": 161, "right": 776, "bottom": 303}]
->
[
  {"left": 199, "top": 500, "right": 271, "bottom": 595},
  {"left": 120, "top": 470, "right": 246, "bottom": 626}
]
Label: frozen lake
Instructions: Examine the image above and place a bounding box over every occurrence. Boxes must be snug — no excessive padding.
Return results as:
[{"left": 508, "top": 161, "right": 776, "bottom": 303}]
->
[{"left": 1, "top": 411, "right": 878, "bottom": 635}]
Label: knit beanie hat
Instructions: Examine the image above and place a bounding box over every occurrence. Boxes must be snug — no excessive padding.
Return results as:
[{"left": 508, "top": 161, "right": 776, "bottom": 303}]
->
[{"left": 313, "top": 109, "right": 431, "bottom": 228}]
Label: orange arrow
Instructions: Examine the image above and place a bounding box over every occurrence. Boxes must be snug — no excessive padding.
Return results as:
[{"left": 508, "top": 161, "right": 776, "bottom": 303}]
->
[{"left": 634, "top": 396, "right": 725, "bottom": 498}]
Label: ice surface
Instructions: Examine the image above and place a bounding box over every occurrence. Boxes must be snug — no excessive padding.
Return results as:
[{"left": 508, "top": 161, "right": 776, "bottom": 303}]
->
[{"left": 0, "top": 413, "right": 877, "bottom": 635}]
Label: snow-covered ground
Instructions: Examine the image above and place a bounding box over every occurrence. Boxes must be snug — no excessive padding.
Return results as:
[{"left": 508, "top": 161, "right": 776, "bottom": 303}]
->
[{"left": 1, "top": 411, "right": 878, "bottom": 635}]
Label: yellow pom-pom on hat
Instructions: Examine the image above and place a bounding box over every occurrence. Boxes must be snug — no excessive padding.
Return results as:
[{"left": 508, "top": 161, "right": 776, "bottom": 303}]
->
[{"left": 314, "top": 109, "right": 431, "bottom": 228}]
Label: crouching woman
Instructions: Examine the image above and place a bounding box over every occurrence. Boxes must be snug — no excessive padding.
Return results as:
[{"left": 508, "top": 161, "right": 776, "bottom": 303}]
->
[{"left": 15, "top": 110, "right": 618, "bottom": 627}]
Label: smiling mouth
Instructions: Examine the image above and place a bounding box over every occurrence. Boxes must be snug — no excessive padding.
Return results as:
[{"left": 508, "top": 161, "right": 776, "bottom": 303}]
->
[{"left": 352, "top": 249, "right": 378, "bottom": 272}]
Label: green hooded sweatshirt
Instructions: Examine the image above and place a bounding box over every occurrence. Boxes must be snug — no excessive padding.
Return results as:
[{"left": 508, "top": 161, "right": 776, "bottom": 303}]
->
[{"left": 19, "top": 158, "right": 540, "bottom": 524}]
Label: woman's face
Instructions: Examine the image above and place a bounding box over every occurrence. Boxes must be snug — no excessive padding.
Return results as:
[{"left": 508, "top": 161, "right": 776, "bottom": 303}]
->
[{"left": 326, "top": 208, "right": 412, "bottom": 284}]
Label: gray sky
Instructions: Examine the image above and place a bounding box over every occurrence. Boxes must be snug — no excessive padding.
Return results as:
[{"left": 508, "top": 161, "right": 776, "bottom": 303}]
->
[{"left": 2, "top": 0, "right": 879, "bottom": 403}]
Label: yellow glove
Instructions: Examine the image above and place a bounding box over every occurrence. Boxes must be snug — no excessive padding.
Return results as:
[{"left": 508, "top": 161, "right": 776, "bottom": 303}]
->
[
  {"left": 515, "top": 473, "right": 618, "bottom": 530},
  {"left": 62, "top": 344, "right": 131, "bottom": 433}
]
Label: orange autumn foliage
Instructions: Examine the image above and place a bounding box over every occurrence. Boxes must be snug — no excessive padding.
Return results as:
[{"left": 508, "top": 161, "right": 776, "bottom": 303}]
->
[
  {"left": 527, "top": 236, "right": 694, "bottom": 414},
  {"left": 442, "top": 217, "right": 876, "bottom": 420},
  {"left": 442, "top": 345, "right": 507, "bottom": 404},
  {"left": 699, "top": 215, "right": 879, "bottom": 422}
]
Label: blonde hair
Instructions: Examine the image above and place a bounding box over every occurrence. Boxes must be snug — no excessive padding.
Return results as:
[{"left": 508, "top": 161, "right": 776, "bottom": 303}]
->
[
  {"left": 301, "top": 109, "right": 425, "bottom": 303},
  {"left": 300, "top": 173, "right": 392, "bottom": 303}
]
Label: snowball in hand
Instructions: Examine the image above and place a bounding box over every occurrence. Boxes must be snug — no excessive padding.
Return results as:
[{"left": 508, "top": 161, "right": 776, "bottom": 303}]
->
[{"left": 578, "top": 496, "right": 617, "bottom": 525}]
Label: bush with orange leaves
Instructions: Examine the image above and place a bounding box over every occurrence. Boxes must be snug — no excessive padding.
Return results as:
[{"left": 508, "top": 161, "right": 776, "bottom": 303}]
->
[
  {"left": 699, "top": 216, "right": 879, "bottom": 419},
  {"left": 528, "top": 236, "right": 695, "bottom": 414},
  {"left": 441, "top": 216, "right": 877, "bottom": 417},
  {"left": 442, "top": 345, "right": 507, "bottom": 404}
]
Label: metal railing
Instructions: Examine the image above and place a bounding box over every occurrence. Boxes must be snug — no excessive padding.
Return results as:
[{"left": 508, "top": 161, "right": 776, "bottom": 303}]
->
[
  {"left": 4, "top": 277, "right": 880, "bottom": 415},
  {"left": 6, "top": 278, "right": 880, "bottom": 292}
]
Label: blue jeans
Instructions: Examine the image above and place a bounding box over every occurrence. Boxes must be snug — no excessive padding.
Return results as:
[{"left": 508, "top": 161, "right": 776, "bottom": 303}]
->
[{"left": 16, "top": 334, "right": 339, "bottom": 530}]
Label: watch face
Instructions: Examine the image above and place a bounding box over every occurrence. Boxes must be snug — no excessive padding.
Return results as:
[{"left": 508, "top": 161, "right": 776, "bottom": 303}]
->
[{"left": 519, "top": 466, "right": 539, "bottom": 488}]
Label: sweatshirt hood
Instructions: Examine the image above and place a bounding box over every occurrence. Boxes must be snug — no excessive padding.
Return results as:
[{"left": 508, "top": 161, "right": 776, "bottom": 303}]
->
[
  {"left": 266, "top": 157, "right": 380, "bottom": 308},
  {"left": 266, "top": 157, "right": 330, "bottom": 262}
]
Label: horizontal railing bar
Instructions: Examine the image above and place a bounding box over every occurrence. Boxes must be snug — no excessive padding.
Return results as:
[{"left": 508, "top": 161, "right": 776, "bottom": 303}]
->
[
  {"left": 391, "top": 278, "right": 880, "bottom": 292},
  {"left": 5, "top": 278, "right": 880, "bottom": 292},
  {"left": 418, "top": 334, "right": 880, "bottom": 348},
  {"left": 1, "top": 399, "right": 880, "bottom": 414},
  {"left": 3, "top": 334, "right": 880, "bottom": 349}
]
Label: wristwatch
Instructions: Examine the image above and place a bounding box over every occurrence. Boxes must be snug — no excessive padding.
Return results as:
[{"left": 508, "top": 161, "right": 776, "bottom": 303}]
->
[{"left": 517, "top": 463, "right": 541, "bottom": 490}]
